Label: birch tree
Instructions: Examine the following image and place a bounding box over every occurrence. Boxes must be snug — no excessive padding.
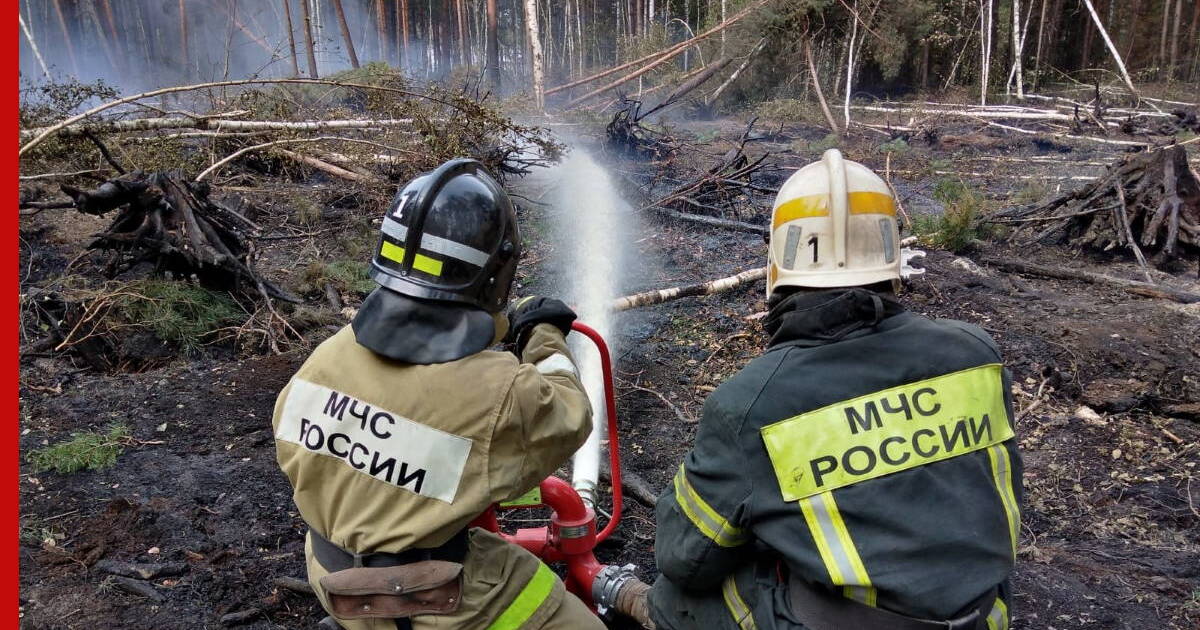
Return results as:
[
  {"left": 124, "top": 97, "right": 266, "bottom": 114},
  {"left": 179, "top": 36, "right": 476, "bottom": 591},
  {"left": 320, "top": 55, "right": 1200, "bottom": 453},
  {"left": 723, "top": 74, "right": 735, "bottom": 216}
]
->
[{"left": 524, "top": 0, "right": 545, "bottom": 109}]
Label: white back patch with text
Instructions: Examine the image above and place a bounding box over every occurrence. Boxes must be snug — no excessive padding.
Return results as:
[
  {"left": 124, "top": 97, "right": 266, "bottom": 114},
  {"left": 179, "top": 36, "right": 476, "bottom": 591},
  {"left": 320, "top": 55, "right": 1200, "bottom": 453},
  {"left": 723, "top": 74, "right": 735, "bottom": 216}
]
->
[{"left": 276, "top": 379, "right": 472, "bottom": 503}]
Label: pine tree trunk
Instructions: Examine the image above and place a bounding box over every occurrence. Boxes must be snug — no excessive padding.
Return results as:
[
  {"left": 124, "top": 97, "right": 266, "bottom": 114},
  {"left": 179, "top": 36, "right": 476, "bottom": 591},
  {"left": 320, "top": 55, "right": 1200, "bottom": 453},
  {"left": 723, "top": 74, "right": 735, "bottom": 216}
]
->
[
  {"left": 399, "top": 0, "right": 410, "bottom": 68},
  {"left": 1032, "top": 0, "right": 1048, "bottom": 90},
  {"left": 456, "top": 0, "right": 467, "bottom": 67},
  {"left": 330, "top": 0, "right": 360, "bottom": 68},
  {"left": 1159, "top": 0, "right": 1172, "bottom": 77},
  {"left": 1187, "top": 0, "right": 1200, "bottom": 80},
  {"left": 1081, "top": 10, "right": 1094, "bottom": 69},
  {"left": 300, "top": 0, "right": 319, "bottom": 77},
  {"left": 50, "top": 0, "right": 79, "bottom": 77},
  {"left": 486, "top": 0, "right": 501, "bottom": 89},
  {"left": 1169, "top": 0, "right": 1183, "bottom": 78},
  {"left": 375, "top": 0, "right": 389, "bottom": 63},
  {"left": 178, "top": 0, "right": 190, "bottom": 78},
  {"left": 283, "top": 0, "right": 301, "bottom": 77},
  {"left": 1122, "top": 0, "right": 1146, "bottom": 63},
  {"left": 524, "top": 0, "right": 545, "bottom": 109},
  {"left": 845, "top": 0, "right": 860, "bottom": 123}
]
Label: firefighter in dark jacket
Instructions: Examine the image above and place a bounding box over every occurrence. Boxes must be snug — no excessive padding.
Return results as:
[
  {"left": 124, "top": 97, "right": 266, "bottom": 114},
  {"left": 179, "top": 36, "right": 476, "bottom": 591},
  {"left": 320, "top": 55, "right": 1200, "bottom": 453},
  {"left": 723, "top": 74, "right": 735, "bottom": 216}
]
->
[{"left": 648, "top": 149, "right": 1022, "bottom": 630}]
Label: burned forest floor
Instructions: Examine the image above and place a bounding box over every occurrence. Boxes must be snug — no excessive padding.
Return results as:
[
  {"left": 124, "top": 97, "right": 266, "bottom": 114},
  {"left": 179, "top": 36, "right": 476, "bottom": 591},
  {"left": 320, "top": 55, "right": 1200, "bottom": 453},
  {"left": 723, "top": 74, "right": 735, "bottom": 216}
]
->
[{"left": 19, "top": 106, "right": 1200, "bottom": 629}]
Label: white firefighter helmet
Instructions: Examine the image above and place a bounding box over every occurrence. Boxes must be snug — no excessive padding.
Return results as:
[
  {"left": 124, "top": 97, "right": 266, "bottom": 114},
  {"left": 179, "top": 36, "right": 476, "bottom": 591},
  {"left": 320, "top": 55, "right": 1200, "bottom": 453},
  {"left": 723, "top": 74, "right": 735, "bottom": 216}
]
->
[{"left": 767, "top": 149, "right": 900, "bottom": 296}]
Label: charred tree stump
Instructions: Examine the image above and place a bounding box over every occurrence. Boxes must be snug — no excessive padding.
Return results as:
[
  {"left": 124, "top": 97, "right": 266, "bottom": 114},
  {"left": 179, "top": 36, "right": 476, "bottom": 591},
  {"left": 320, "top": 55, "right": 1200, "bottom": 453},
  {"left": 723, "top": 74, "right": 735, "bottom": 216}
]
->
[
  {"left": 989, "top": 146, "right": 1200, "bottom": 263},
  {"left": 60, "top": 171, "right": 296, "bottom": 303}
]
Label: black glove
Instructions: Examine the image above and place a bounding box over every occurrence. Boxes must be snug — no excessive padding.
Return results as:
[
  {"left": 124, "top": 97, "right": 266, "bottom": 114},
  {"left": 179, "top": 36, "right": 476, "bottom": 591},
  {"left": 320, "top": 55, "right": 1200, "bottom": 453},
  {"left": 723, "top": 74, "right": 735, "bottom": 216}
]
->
[{"left": 505, "top": 296, "right": 577, "bottom": 349}]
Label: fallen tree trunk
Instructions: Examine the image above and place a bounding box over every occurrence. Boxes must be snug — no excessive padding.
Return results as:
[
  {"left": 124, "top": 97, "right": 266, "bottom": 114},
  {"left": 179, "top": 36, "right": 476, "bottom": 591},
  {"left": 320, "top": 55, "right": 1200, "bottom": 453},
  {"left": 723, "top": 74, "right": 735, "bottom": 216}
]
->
[
  {"left": 600, "top": 463, "right": 659, "bottom": 508},
  {"left": 546, "top": 0, "right": 767, "bottom": 98},
  {"left": 276, "top": 149, "right": 381, "bottom": 184},
  {"left": 612, "top": 267, "right": 767, "bottom": 311},
  {"left": 18, "top": 78, "right": 449, "bottom": 156},
  {"left": 650, "top": 208, "right": 766, "bottom": 235},
  {"left": 564, "top": 0, "right": 768, "bottom": 108},
  {"left": 20, "top": 117, "right": 417, "bottom": 140},
  {"left": 981, "top": 257, "right": 1200, "bottom": 303},
  {"left": 637, "top": 56, "right": 732, "bottom": 120},
  {"left": 988, "top": 145, "right": 1199, "bottom": 260}
]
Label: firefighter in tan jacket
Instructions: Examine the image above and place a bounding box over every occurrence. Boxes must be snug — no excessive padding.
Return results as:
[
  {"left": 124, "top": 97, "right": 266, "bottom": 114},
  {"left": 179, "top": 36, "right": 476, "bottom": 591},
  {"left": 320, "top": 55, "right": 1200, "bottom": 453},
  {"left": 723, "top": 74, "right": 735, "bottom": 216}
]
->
[{"left": 273, "top": 159, "right": 606, "bottom": 630}]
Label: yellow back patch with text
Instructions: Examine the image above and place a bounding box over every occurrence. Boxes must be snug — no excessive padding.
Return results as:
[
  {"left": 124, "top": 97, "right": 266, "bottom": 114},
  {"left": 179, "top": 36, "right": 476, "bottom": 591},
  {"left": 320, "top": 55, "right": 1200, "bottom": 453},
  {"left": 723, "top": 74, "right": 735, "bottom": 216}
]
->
[{"left": 761, "top": 364, "right": 1013, "bottom": 501}]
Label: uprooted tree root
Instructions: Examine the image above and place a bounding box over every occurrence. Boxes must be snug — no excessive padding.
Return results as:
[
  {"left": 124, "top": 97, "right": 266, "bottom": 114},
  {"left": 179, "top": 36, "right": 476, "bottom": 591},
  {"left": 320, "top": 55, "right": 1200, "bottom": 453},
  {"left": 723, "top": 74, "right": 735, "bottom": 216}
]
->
[
  {"left": 61, "top": 170, "right": 295, "bottom": 303},
  {"left": 990, "top": 145, "right": 1200, "bottom": 265},
  {"left": 22, "top": 171, "right": 311, "bottom": 361},
  {"left": 605, "top": 99, "right": 678, "bottom": 162}
]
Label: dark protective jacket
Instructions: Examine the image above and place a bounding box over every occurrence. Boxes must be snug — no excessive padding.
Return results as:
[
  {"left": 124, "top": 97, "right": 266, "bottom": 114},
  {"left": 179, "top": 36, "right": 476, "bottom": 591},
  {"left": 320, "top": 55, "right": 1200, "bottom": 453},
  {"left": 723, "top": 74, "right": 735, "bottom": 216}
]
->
[{"left": 653, "top": 288, "right": 1022, "bottom": 628}]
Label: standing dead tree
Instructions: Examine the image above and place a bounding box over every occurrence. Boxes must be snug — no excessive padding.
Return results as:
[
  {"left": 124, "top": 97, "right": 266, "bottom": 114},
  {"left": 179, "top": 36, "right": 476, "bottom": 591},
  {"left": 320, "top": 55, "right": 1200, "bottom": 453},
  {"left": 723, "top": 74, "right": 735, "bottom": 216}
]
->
[{"left": 989, "top": 145, "right": 1200, "bottom": 262}]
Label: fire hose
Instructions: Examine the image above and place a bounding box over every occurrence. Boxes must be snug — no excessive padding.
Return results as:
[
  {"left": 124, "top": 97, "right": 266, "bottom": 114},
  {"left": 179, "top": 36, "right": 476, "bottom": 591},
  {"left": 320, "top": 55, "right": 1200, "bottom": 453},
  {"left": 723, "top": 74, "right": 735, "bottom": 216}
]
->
[{"left": 471, "top": 321, "right": 654, "bottom": 627}]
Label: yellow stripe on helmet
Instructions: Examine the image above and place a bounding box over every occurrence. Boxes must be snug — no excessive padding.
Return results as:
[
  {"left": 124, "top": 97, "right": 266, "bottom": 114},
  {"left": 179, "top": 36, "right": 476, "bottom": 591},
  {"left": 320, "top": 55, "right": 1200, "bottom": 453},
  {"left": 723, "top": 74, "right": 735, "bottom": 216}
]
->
[
  {"left": 772, "top": 192, "right": 896, "bottom": 229},
  {"left": 380, "top": 240, "right": 445, "bottom": 277}
]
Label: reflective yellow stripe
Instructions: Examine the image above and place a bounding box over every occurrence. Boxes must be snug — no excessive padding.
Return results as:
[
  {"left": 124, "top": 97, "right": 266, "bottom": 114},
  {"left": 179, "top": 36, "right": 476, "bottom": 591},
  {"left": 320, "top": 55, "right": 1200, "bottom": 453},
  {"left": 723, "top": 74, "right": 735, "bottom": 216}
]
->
[
  {"left": 721, "top": 574, "right": 758, "bottom": 630},
  {"left": 985, "top": 597, "right": 1009, "bottom": 630},
  {"left": 986, "top": 444, "right": 1021, "bottom": 559},
  {"left": 486, "top": 563, "right": 556, "bottom": 630},
  {"left": 798, "top": 491, "right": 877, "bottom": 607},
  {"left": 380, "top": 240, "right": 444, "bottom": 277},
  {"left": 672, "top": 464, "right": 749, "bottom": 547},
  {"left": 773, "top": 192, "right": 896, "bottom": 228},
  {"left": 761, "top": 364, "right": 1013, "bottom": 501}
]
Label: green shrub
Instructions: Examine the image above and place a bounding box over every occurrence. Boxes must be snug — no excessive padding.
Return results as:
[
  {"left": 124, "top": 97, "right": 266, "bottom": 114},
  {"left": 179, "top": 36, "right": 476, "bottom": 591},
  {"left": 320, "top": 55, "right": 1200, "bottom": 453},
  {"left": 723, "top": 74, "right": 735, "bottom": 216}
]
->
[
  {"left": 877, "top": 137, "right": 911, "bottom": 155},
  {"left": 113, "top": 280, "right": 242, "bottom": 352},
  {"left": 792, "top": 132, "right": 841, "bottom": 155},
  {"left": 1010, "top": 181, "right": 1050, "bottom": 205},
  {"left": 293, "top": 195, "right": 324, "bottom": 226},
  {"left": 910, "top": 179, "right": 990, "bottom": 253},
  {"left": 755, "top": 98, "right": 814, "bottom": 122},
  {"left": 26, "top": 425, "right": 130, "bottom": 474},
  {"left": 299, "top": 260, "right": 376, "bottom": 296}
]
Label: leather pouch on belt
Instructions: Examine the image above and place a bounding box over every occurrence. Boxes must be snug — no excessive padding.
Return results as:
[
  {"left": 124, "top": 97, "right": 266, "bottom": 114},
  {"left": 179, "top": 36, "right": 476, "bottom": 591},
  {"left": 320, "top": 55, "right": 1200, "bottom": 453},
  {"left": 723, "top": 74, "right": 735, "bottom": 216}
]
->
[{"left": 319, "top": 561, "right": 463, "bottom": 620}]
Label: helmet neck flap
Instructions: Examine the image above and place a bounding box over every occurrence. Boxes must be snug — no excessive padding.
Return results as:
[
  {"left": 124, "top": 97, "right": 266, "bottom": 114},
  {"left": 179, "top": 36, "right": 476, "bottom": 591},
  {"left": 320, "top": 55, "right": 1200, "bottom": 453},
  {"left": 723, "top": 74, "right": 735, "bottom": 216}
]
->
[{"left": 352, "top": 287, "right": 497, "bottom": 364}]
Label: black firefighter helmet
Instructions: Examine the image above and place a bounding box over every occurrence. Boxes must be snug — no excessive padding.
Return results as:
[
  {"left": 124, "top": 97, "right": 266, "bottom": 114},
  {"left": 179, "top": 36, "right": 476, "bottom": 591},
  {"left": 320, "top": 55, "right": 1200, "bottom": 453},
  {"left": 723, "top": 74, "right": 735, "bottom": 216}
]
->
[{"left": 369, "top": 158, "right": 520, "bottom": 312}]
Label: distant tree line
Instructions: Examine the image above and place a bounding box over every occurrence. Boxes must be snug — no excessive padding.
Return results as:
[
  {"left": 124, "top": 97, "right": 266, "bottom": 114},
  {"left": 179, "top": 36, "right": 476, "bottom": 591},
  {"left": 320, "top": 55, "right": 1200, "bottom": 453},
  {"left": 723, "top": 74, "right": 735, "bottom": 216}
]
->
[{"left": 17, "top": 1, "right": 1199, "bottom": 101}]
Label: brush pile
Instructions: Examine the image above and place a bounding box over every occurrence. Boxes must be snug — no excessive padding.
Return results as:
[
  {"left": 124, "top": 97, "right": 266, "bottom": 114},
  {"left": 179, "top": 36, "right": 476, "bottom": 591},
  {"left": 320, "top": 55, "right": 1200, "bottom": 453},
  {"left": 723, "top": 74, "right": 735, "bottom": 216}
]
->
[{"left": 991, "top": 145, "right": 1200, "bottom": 262}]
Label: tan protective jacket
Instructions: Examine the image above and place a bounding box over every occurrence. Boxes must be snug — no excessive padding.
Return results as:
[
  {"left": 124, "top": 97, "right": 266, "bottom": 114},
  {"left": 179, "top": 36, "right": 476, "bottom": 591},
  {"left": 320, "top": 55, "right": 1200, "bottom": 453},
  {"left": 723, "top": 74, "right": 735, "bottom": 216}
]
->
[{"left": 273, "top": 322, "right": 592, "bottom": 554}]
